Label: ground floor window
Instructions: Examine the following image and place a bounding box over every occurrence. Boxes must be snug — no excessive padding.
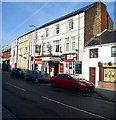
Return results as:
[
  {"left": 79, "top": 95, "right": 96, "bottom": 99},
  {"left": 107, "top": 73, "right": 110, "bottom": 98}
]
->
[
  {"left": 66, "top": 62, "right": 75, "bottom": 74},
  {"left": 104, "top": 68, "right": 116, "bottom": 82}
]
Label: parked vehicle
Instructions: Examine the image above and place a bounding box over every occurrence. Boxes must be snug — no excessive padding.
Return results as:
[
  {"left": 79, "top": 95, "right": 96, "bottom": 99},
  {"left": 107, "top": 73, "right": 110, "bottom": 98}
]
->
[
  {"left": 10, "top": 68, "right": 26, "bottom": 78},
  {"left": 23, "top": 70, "right": 50, "bottom": 83},
  {"left": 50, "top": 74, "right": 95, "bottom": 92}
]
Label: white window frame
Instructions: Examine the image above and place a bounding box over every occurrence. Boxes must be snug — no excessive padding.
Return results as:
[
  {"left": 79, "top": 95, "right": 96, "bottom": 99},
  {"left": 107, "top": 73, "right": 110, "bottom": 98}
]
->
[
  {"left": 56, "top": 24, "right": 60, "bottom": 34},
  {"left": 68, "top": 19, "right": 73, "bottom": 30},
  {"left": 65, "top": 37, "right": 70, "bottom": 51},
  {"left": 53, "top": 40, "right": 61, "bottom": 53},
  {"left": 71, "top": 36, "right": 76, "bottom": 51},
  {"left": 45, "top": 28, "right": 49, "bottom": 37}
]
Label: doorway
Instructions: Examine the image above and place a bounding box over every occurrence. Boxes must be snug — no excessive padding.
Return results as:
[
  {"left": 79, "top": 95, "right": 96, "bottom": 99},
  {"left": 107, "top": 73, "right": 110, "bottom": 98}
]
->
[
  {"left": 53, "top": 63, "right": 59, "bottom": 75},
  {"left": 89, "top": 67, "right": 96, "bottom": 85}
]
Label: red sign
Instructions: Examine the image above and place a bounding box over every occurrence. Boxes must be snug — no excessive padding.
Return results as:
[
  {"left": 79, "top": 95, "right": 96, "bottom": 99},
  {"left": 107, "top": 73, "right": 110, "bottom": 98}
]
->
[{"left": 32, "top": 57, "right": 42, "bottom": 64}]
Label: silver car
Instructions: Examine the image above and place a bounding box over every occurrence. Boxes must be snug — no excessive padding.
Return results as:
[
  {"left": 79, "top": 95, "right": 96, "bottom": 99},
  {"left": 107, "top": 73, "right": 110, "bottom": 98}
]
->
[{"left": 24, "top": 70, "right": 50, "bottom": 83}]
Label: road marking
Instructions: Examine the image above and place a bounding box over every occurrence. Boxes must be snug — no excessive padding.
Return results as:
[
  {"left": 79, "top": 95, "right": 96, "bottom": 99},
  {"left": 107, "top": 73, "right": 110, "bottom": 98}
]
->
[
  {"left": 41, "top": 96, "right": 111, "bottom": 120},
  {"left": 6, "top": 82, "right": 26, "bottom": 92}
]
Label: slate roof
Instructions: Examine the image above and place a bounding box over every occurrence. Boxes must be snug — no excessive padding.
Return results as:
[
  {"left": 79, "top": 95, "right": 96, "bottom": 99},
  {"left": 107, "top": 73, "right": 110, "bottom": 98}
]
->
[
  {"left": 18, "top": 2, "right": 99, "bottom": 39},
  {"left": 85, "top": 29, "right": 116, "bottom": 47}
]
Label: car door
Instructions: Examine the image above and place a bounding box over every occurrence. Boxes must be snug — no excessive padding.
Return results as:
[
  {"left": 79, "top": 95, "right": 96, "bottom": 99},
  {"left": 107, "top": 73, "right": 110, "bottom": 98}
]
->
[{"left": 61, "top": 74, "right": 73, "bottom": 88}]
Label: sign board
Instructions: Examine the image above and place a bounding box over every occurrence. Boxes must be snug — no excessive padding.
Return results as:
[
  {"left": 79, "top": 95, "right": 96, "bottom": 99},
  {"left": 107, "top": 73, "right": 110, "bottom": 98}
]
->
[{"left": 75, "top": 61, "right": 82, "bottom": 74}]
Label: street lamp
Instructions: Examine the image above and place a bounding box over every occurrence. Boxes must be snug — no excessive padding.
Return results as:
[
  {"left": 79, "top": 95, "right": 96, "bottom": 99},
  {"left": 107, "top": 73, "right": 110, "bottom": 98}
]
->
[{"left": 29, "top": 24, "right": 37, "bottom": 70}]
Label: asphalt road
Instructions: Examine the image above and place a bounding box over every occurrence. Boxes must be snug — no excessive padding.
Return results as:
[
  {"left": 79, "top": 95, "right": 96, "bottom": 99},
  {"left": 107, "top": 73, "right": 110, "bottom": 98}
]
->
[{"left": 2, "top": 72, "right": 116, "bottom": 119}]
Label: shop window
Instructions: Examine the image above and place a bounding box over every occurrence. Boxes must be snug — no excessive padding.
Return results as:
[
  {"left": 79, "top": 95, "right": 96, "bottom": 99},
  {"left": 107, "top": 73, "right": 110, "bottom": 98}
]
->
[
  {"left": 111, "top": 46, "right": 116, "bottom": 57},
  {"left": 104, "top": 68, "right": 116, "bottom": 82},
  {"left": 89, "top": 48, "right": 98, "bottom": 58}
]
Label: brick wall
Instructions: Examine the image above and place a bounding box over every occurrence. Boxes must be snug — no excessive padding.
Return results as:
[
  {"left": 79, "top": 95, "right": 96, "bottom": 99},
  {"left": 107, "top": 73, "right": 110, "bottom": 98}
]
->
[
  {"left": 84, "top": 2, "right": 113, "bottom": 45},
  {"left": 3, "top": 50, "right": 11, "bottom": 59}
]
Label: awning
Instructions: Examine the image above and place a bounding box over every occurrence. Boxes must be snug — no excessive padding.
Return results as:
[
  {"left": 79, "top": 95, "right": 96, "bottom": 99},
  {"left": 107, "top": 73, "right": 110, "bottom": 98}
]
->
[{"left": 41, "top": 57, "right": 60, "bottom": 62}]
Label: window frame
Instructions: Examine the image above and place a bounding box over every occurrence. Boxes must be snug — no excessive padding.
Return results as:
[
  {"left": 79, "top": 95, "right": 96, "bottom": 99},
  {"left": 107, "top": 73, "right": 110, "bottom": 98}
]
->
[
  {"left": 111, "top": 46, "right": 116, "bottom": 57},
  {"left": 56, "top": 24, "right": 60, "bottom": 34},
  {"left": 89, "top": 48, "right": 98, "bottom": 58},
  {"left": 45, "top": 28, "right": 49, "bottom": 37},
  {"left": 68, "top": 19, "right": 73, "bottom": 30}
]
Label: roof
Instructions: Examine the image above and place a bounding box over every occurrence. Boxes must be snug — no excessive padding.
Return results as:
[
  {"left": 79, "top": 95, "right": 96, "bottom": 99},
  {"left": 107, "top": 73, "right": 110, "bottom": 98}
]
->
[
  {"left": 85, "top": 29, "right": 116, "bottom": 47},
  {"left": 18, "top": 2, "right": 99, "bottom": 39}
]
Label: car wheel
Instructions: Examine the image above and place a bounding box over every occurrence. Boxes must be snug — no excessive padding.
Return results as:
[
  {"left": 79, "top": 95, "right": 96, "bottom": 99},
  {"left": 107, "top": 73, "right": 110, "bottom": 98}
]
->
[
  {"left": 72, "top": 85, "right": 78, "bottom": 92},
  {"left": 35, "top": 78, "right": 39, "bottom": 83},
  {"left": 51, "top": 81, "right": 56, "bottom": 87}
]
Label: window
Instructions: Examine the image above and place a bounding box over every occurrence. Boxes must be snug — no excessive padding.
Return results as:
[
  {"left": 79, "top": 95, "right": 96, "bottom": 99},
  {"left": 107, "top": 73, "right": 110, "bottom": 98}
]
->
[
  {"left": 25, "top": 47, "right": 28, "bottom": 53},
  {"left": 13, "top": 50, "right": 15, "bottom": 56},
  {"left": 54, "top": 40, "right": 61, "bottom": 53},
  {"left": 104, "top": 68, "right": 116, "bottom": 82},
  {"left": 56, "top": 24, "right": 60, "bottom": 34},
  {"left": 45, "top": 28, "right": 49, "bottom": 37},
  {"left": 71, "top": 36, "right": 75, "bottom": 51},
  {"left": 89, "top": 48, "right": 98, "bottom": 58},
  {"left": 111, "top": 46, "right": 116, "bottom": 57},
  {"left": 20, "top": 48, "right": 22, "bottom": 54},
  {"left": 68, "top": 19, "right": 73, "bottom": 30},
  {"left": 43, "top": 43, "right": 46, "bottom": 53},
  {"left": 65, "top": 37, "right": 70, "bottom": 51}
]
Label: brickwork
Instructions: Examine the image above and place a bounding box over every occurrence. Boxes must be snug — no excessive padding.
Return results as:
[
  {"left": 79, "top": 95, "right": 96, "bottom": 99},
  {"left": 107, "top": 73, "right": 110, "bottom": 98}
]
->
[
  {"left": 98, "top": 81, "right": 116, "bottom": 90},
  {"left": 84, "top": 2, "right": 113, "bottom": 45},
  {"left": 2, "top": 50, "right": 11, "bottom": 59}
]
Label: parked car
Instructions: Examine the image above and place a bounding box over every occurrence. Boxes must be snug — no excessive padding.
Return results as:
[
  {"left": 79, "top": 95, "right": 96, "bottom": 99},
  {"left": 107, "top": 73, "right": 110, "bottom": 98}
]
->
[
  {"left": 10, "top": 68, "right": 26, "bottom": 78},
  {"left": 23, "top": 70, "right": 50, "bottom": 83},
  {"left": 50, "top": 74, "right": 95, "bottom": 92}
]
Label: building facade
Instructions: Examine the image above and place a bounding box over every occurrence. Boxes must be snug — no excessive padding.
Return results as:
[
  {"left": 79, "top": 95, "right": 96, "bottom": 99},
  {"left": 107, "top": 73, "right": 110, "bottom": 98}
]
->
[
  {"left": 2, "top": 45, "right": 11, "bottom": 71},
  {"left": 83, "top": 30, "right": 116, "bottom": 90},
  {"left": 10, "top": 39, "right": 18, "bottom": 69},
  {"left": 30, "top": 2, "right": 113, "bottom": 76},
  {"left": 17, "top": 33, "right": 30, "bottom": 72},
  {"left": 9, "top": 2, "right": 113, "bottom": 77}
]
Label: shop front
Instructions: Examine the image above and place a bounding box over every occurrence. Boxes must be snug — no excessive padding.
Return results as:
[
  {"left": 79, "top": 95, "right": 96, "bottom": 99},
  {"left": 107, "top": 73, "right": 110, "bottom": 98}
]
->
[
  {"left": 60, "top": 53, "right": 77, "bottom": 75},
  {"left": 98, "top": 62, "right": 116, "bottom": 90}
]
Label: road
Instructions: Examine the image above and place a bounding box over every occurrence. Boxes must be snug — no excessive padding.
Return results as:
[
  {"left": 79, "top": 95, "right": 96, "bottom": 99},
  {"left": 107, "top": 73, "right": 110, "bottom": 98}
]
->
[{"left": 2, "top": 72, "right": 116, "bottom": 119}]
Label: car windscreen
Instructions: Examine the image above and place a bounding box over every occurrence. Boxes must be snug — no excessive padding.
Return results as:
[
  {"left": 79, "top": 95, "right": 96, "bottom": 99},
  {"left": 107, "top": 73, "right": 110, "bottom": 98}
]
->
[{"left": 70, "top": 75, "right": 85, "bottom": 80}]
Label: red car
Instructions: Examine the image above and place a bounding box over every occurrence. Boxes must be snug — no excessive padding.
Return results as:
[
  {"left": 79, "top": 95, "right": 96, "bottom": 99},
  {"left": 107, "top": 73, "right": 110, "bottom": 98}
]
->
[{"left": 50, "top": 74, "right": 94, "bottom": 92}]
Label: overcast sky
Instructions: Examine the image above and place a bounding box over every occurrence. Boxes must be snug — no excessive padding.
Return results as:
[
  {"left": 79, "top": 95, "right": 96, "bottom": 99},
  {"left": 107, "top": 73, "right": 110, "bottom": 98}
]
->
[{"left": 2, "top": 0, "right": 115, "bottom": 47}]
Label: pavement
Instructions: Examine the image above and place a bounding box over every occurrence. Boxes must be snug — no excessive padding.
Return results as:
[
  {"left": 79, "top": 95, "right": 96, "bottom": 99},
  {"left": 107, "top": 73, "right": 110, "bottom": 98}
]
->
[{"left": 94, "top": 87, "right": 116, "bottom": 103}]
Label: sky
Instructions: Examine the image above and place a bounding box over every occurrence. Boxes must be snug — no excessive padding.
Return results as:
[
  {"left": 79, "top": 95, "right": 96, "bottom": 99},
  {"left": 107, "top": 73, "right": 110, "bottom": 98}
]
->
[{"left": 1, "top": 0, "right": 115, "bottom": 47}]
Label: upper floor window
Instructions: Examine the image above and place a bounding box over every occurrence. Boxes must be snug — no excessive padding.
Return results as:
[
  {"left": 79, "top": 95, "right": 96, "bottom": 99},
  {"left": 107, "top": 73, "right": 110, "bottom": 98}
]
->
[
  {"left": 68, "top": 19, "right": 73, "bottom": 30},
  {"left": 13, "top": 50, "right": 15, "bottom": 56},
  {"left": 71, "top": 36, "right": 75, "bottom": 51},
  {"left": 43, "top": 43, "right": 46, "bottom": 54},
  {"left": 56, "top": 24, "right": 60, "bottom": 34},
  {"left": 25, "top": 47, "right": 28, "bottom": 53},
  {"left": 53, "top": 40, "right": 61, "bottom": 53},
  {"left": 65, "top": 37, "right": 70, "bottom": 51},
  {"left": 89, "top": 48, "right": 98, "bottom": 58},
  {"left": 45, "top": 28, "right": 49, "bottom": 37},
  {"left": 20, "top": 48, "right": 22, "bottom": 54},
  {"left": 111, "top": 46, "right": 116, "bottom": 57}
]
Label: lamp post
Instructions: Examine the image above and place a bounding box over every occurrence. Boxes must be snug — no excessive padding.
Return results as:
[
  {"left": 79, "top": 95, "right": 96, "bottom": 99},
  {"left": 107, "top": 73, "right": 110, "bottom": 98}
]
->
[{"left": 29, "top": 24, "right": 37, "bottom": 70}]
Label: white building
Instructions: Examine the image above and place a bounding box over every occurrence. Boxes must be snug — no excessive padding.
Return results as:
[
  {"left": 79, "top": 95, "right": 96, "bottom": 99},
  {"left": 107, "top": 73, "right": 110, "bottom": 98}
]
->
[
  {"left": 83, "top": 29, "right": 116, "bottom": 90},
  {"left": 10, "top": 39, "right": 18, "bottom": 69},
  {"left": 29, "top": 2, "right": 113, "bottom": 76}
]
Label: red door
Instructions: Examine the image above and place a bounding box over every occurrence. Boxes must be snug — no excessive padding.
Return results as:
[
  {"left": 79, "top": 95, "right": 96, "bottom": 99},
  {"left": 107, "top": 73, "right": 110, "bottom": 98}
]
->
[{"left": 89, "top": 67, "right": 96, "bottom": 85}]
